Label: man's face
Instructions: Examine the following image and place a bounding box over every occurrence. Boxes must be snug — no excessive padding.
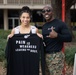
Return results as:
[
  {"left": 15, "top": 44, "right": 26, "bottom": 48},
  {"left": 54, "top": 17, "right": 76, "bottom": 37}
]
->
[{"left": 42, "top": 7, "right": 53, "bottom": 22}]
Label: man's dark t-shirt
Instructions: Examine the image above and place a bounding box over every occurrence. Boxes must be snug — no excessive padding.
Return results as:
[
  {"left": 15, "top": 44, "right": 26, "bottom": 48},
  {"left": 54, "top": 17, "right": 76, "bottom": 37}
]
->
[{"left": 42, "top": 19, "right": 72, "bottom": 53}]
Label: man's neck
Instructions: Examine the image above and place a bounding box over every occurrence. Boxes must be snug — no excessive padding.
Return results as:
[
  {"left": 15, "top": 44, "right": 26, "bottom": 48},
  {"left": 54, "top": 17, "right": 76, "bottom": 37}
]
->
[{"left": 46, "top": 17, "right": 55, "bottom": 22}]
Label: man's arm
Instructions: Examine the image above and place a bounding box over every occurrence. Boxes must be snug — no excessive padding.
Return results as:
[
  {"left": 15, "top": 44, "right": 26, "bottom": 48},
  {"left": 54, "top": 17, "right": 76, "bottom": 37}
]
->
[{"left": 57, "top": 23, "right": 72, "bottom": 42}]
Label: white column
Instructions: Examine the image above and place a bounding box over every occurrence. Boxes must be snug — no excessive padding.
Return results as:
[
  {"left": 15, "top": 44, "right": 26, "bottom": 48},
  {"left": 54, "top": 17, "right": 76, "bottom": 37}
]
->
[
  {"left": 3, "top": 0, "right": 7, "bottom": 4},
  {"left": 43, "top": 0, "right": 45, "bottom": 4},
  {"left": 4, "top": 9, "right": 8, "bottom": 30},
  {"left": 31, "top": 0, "right": 33, "bottom": 5}
]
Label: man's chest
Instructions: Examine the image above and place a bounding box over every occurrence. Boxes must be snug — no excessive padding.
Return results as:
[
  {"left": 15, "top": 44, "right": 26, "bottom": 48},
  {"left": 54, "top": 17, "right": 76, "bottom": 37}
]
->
[{"left": 42, "top": 24, "right": 61, "bottom": 35}]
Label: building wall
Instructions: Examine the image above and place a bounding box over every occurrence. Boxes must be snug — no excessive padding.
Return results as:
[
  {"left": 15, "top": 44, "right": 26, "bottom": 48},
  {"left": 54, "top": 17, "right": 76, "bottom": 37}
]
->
[
  {"left": 0, "top": 0, "right": 51, "bottom": 9},
  {"left": 0, "top": 0, "right": 51, "bottom": 30},
  {"left": 0, "top": 0, "right": 76, "bottom": 30}
]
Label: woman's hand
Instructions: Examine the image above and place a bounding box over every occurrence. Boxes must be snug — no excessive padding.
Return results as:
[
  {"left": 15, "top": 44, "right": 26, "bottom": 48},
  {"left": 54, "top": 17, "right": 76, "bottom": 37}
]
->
[
  {"left": 7, "top": 34, "right": 14, "bottom": 40},
  {"left": 37, "top": 33, "right": 43, "bottom": 39}
]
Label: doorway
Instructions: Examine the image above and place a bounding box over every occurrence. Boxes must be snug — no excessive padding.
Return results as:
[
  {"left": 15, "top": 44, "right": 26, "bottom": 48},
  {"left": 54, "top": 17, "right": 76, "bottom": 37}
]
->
[{"left": 8, "top": 17, "right": 20, "bottom": 29}]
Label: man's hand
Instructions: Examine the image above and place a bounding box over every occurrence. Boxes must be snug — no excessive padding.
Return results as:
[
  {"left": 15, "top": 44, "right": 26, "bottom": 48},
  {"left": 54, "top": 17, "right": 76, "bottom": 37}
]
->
[{"left": 47, "top": 26, "right": 58, "bottom": 38}]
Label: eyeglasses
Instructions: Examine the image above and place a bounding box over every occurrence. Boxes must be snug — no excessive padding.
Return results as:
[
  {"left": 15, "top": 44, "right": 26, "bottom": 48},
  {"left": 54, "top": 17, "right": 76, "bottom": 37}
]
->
[{"left": 42, "top": 9, "right": 51, "bottom": 13}]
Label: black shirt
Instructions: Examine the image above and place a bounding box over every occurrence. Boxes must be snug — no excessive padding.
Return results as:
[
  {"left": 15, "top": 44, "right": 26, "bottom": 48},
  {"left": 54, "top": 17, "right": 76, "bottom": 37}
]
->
[
  {"left": 42, "top": 19, "right": 72, "bottom": 53},
  {"left": 5, "top": 34, "right": 45, "bottom": 75}
]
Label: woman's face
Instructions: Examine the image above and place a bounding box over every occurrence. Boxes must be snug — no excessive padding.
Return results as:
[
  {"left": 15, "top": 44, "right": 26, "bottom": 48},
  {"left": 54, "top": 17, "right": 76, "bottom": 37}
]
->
[{"left": 20, "top": 12, "right": 31, "bottom": 26}]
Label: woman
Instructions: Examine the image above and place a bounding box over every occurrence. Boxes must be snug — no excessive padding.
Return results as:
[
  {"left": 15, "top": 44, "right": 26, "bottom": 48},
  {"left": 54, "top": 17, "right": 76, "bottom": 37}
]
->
[
  {"left": 8, "top": 6, "right": 42, "bottom": 38},
  {"left": 6, "top": 6, "right": 45, "bottom": 75}
]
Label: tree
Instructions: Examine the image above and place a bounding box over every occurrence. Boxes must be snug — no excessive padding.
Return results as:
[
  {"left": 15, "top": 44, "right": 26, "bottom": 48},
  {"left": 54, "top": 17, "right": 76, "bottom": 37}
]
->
[{"left": 51, "top": 0, "right": 76, "bottom": 38}]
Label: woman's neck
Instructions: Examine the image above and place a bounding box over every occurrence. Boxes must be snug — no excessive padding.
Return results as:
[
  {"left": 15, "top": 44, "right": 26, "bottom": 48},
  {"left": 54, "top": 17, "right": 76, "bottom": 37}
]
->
[
  {"left": 19, "top": 24, "right": 31, "bottom": 34},
  {"left": 20, "top": 24, "right": 30, "bottom": 28}
]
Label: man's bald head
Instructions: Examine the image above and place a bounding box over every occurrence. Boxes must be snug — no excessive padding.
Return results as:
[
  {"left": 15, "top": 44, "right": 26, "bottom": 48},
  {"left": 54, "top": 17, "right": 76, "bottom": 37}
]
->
[
  {"left": 42, "top": 5, "right": 54, "bottom": 22},
  {"left": 43, "top": 5, "right": 53, "bottom": 11}
]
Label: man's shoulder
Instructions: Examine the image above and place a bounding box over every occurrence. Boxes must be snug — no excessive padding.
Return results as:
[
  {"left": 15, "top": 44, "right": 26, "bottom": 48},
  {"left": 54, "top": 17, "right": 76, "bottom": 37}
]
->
[{"left": 54, "top": 18, "right": 66, "bottom": 25}]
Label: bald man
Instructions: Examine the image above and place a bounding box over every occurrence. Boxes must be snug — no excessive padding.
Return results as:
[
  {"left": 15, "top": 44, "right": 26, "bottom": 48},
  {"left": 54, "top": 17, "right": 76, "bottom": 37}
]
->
[{"left": 42, "top": 5, "right": 72, "bottom": 75}]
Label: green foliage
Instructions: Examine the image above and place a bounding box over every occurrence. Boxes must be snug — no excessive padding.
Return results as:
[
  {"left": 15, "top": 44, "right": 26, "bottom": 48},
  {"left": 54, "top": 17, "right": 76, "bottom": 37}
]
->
[
  {"left": 0, "top": 39, "right": 7, "bottom": 61},
  {"left": 0, "top": 30, "right": 11, "bottom": 61},
  {"left": 39, "top": 29, "right": 42, "bottom": 34},
  {"left": 0, "top": 29, "right": 11, "bottom": 39},
  {"left": 65, "top": 47, "right": 76, "bottom": 66}
]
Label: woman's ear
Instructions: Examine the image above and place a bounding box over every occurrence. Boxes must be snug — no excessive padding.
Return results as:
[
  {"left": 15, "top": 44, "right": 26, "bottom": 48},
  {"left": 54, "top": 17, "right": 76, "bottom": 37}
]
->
[{"left": 30, "top": 15, "right": 32, "bottom": 22}]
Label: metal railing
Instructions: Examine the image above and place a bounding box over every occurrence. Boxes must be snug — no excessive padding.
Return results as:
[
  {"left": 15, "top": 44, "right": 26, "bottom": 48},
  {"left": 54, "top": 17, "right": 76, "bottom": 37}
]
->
[
  {"left": 7, "top": 0, "right": 31, "bottom": 4},
  {"left": 45, "top": 0, "right": 51, "bottom": 4},
  {"left": 0, "top": 0, "right": 51, "bottom": 4}
]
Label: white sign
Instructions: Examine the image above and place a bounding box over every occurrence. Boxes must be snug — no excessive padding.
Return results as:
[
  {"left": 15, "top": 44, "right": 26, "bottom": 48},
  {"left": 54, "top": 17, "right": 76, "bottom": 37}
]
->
[{"left": 73, "top": 53, "right": 76, "bottom": 75}]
